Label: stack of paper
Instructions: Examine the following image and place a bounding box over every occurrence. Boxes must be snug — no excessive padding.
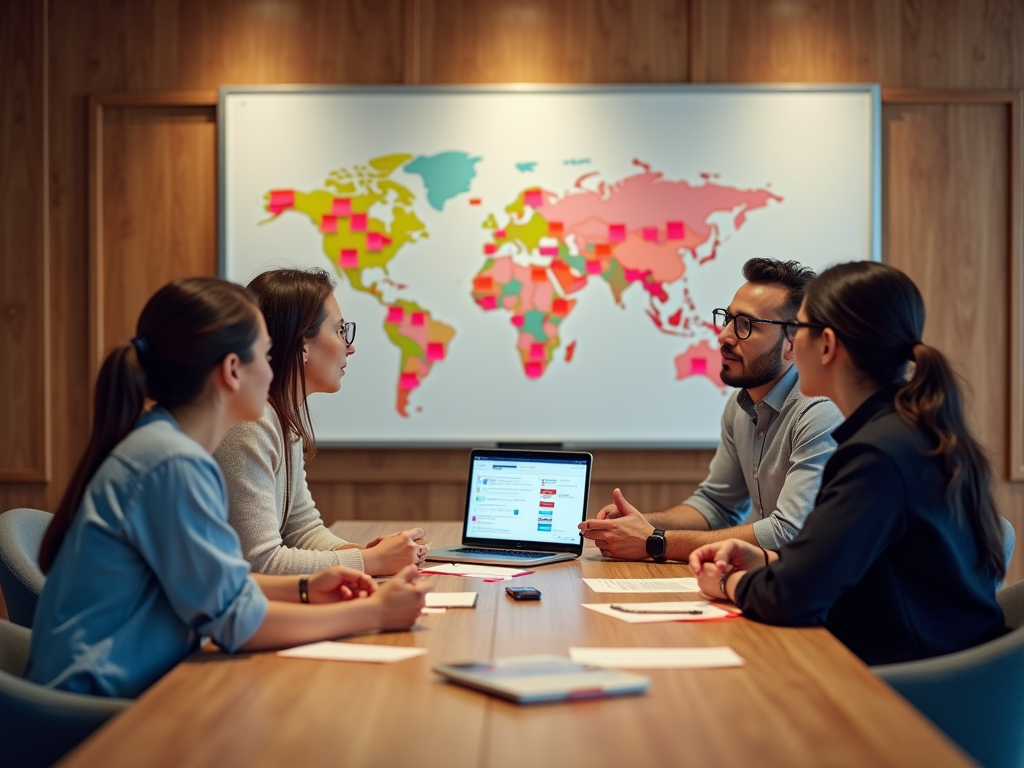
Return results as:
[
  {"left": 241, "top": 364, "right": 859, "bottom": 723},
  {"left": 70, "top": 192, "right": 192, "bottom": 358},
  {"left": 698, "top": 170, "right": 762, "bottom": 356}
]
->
[
  {"left": 277, "top": 642, "right": 428, "bottom": 663},
  {"left": 419, "top": 563, "right": 530, "bottom": 581},
  {"left": 581, "top": 601, "right": 738, "bottom": 623},
  {"left": 569, "top": 646, "right": 745, "bottom": 669},
  {"left": 581, "top": 578, "right": 700, "bottom": 593},
  {"left": 425, "top": 592, "right": 478, "bottom": 608}
]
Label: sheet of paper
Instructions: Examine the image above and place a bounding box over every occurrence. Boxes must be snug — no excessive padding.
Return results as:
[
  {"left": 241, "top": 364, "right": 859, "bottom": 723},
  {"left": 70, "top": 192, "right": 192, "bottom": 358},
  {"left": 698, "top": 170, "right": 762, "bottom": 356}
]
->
[
  {"left": 277, "top": 642, "right": 428, "bottom": 663},
  {"left": 425, "top": 592, "right": 478, "bottom": 608},
  {"left": 569, "top": 646, "right": 745, "bottom": 669},
  {"left": 582, "top": 578, "right": 699, "bottom": 593},
  {"left": 582, "top": 602, "right": 736, "bottom": 623},
  {"left": 420, "top": 563, "right": 530, "bottom": 580},
  {"left": 421, "top": 607, "right": 447, "bottom": 614}
]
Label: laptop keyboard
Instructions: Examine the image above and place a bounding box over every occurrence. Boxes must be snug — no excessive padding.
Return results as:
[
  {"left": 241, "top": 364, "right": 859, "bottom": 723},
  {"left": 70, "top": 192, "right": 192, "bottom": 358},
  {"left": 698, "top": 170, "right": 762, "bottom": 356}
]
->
[{"left": 453, "top": 547, "right": 552, "bottom": 558}]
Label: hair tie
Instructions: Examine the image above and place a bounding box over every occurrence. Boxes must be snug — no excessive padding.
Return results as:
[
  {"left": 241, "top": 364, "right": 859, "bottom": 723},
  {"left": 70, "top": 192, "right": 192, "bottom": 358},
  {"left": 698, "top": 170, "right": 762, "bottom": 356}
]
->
[
  {"left": 131, "top": 336, "right": 149, "bottom": 356},
  {"left": 905, "top": 339, "right": 922, "bottom": 359}
]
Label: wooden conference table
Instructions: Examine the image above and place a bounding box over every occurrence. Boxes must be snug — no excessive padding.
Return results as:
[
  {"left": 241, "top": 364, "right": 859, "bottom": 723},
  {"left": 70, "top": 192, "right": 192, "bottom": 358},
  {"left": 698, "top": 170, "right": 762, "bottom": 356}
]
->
[{"left": 58, "top": 521, "right": 974, "bottom": 768}]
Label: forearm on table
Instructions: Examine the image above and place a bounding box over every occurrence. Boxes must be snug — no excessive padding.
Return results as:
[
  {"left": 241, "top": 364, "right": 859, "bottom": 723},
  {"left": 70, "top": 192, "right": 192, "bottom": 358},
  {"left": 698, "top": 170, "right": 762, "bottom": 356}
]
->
[
  {"left": 240, "top": 599, "right": 382, "bottom": 652},
  {"left": 665, "top": 523, "right": 759, "bottom": 562},
  {"left": 251, "top": 572, "right": 306, "bottom": 602},
  {"left": 646, "top": 504, "right": 713, "bottom": 530}
]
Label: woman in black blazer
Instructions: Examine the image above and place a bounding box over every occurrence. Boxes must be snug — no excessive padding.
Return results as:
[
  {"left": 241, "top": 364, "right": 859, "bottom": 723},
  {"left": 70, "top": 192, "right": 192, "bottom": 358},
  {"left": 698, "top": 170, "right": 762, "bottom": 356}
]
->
[{"left": 690, "top": 261, "right": 1007, "bottom": 666}]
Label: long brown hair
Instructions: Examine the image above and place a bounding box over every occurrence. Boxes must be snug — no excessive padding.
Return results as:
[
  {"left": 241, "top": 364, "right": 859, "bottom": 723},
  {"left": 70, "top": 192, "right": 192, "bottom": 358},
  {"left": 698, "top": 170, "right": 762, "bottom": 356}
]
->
[
  {"left": 803, "top": 261, "right": 1005, "bottom": 578},
  {"left": 39, "top": 278, "right": 261, "bottom": 573},
  {"left": 246, "top": 268, "right": 335, "bottom": 459}
]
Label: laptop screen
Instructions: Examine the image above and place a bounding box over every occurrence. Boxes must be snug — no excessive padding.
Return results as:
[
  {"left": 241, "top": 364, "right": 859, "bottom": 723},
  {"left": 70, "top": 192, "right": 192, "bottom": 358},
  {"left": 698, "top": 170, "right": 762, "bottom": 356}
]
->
[{"left": 464, "top": 450, "right": 592, "bottom": 551}]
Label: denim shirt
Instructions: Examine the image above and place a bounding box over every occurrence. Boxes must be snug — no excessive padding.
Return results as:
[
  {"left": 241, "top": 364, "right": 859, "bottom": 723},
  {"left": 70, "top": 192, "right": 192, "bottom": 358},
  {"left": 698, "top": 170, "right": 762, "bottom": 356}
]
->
[
  {"left": 26, "top": 408, "right": 269, "bottom": 698},
  {"left": 682, "top": 365, "right": 844, "bottom": 549}
]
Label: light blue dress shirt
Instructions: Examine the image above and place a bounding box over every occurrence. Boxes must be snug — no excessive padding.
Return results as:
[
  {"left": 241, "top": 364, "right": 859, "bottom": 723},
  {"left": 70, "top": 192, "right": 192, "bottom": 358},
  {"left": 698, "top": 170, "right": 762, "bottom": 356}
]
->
[
  {"left": 26, "top": 408, "right": 269, "bottom": 698},
  {"left": 683, "top": 365, "right": 844, "bottom": 550}
]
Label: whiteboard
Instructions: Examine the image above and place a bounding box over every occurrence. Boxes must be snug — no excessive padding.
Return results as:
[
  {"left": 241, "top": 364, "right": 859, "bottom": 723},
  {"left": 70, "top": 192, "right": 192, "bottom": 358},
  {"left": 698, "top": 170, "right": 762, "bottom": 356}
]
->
[{"left": 219, "top": 85, "right": 880, "bottom": 447}]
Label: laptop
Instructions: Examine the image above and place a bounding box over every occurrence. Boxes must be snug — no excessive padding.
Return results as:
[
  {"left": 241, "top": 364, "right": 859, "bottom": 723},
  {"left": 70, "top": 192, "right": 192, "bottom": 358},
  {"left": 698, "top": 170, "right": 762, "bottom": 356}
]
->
[{"left": 425, "top": 448, "right": 593, "bottom": 567}]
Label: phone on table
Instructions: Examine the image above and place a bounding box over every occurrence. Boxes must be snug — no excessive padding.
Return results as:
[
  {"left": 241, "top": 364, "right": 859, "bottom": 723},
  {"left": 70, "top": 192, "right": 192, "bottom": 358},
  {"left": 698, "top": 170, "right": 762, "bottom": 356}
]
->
[{"left": 506, "top": 586, "right": 542, "bottom": 601}]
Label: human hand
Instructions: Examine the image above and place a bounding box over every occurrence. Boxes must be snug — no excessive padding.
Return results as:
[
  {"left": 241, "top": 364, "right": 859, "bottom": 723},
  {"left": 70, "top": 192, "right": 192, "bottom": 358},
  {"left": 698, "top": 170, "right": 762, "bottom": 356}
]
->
[
  {"left": 307, "top": 566, "right": 377, "bottom": 604},
  {"left": 361, "top": 528, "right": 427, "bottom": 575},
  {"left": 595, "top": 501, "right": 625, "bottom": 520},
  {"left": 688, "top": 539, "right": 763, "bottom": 600},
  {"left": 371, "top": 565, "right": 432, "bottom": 631},
  {"left": 578, "top": 488, "right": 654, "bottom": 560}
]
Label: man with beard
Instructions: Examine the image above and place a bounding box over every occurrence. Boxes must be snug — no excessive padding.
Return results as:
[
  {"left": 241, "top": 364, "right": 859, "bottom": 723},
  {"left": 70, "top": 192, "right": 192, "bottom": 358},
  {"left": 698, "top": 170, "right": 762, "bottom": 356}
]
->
[{"left": 580, "top": 258, "right": 843, "bottom": 563}]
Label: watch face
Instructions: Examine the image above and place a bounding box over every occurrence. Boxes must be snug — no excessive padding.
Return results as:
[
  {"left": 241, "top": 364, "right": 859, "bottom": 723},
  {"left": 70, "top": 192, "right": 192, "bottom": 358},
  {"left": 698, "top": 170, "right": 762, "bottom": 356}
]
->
[{"left": 646, "top": 533, "right": 666, "bottom": 558}]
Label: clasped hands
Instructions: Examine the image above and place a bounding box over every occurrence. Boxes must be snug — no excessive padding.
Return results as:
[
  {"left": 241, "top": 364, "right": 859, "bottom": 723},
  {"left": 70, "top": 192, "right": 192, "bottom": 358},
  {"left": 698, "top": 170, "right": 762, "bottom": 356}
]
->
[
  {"left": 688, "top": 539, "right": 767, "bottom": 601},
  {"left": 360, "top": 527, "right": 430, "bottom": 575}
]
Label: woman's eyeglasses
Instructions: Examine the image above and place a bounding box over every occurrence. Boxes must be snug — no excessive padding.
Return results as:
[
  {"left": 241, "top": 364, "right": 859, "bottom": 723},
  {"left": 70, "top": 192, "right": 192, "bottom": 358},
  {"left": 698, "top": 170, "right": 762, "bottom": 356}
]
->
[{"left": 341, "top": 321, "right": 356, "bottom": 345}]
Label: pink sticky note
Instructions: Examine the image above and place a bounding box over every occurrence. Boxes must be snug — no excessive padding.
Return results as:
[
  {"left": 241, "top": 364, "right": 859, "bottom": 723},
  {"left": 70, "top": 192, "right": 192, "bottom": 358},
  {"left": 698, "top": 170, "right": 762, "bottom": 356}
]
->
[
  {"left": 530, "top": 343, "right": 545, "bottom": 362},
  {"left": 511, "top": 315, "right": 525, "bottom": 327},
  {"left": 411, "top": 312, "right": 425, "bottom": 326},
  {"left": 539, "top": 246, "right": 559, "bottom": 256},
  {"left": 400, "top": 372, "right": 419, "bottom": 391},
  {"left": 524, "top": 189, "right": 543, "bottom": 208},
  {"left": 320, "top": 215, "right": 338, "bottom": 234},
  {"left": 340, "top": 249, "right": 359, "bottom": 268},
  {"left": 484, "top": 243, "right": 497, "bottom": 255},
  {"left": 586, "top": 260, "right": 603, "bottom": 275},
  {"left": 386, "top": 306, "right": 404, "bottom": 324},
  {"left": 269, "top": 190, "right": 294, "bottom": 209},
  {"left": 667, "top": 221, "right": 685, "bottom": 240},
  {"left": 609, "top": 224, "right": 626, "bottom": 242},
  {"left": 426, "top": 342, "right": 444, "bottom": 361},
  {"left": 495, "top": 229, "right": 506, "bottom": 239},
  {"left": 642, "top": 227, "right": 658, "bottom": 243},
  {"left": 480, "top": 295, "right": 497, "bottom": 310},
  {"left": 690, "top": 358, "right": 707, "bottom": 375},
  {"left": 332, "top": 198, "right": 352, "bottom": 216},
  {"left": 367, "top": 232, "right": 384, "bottom": 251},
  {"left": 525, "top": 362, "right": 543, "bottom": 379},
  {"left": 351, "top": 213, "right": 367, "bottom": 232}
]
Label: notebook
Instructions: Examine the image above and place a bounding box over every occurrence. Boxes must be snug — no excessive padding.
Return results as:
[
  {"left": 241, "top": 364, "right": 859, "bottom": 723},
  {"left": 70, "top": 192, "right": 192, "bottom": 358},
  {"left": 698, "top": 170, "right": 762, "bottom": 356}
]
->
[
  {"left": 433, "top": 654, "right": 649, "bottom": 704},
  {"left": 425, "top": 448, "right": 593, "bottom": 567}
]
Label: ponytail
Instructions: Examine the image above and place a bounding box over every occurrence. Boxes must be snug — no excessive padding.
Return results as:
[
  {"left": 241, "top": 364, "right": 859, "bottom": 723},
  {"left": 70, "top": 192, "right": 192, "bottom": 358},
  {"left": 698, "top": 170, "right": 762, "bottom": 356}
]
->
[
  {"left": 804, "top": 262, "right": 1005, "bottom": 579},
  {"left": 39, "top": 277, "right": 261, "bottom": 574},
  {"left": 896, "top": 343, "right": 1004, "bottom": 577},
  {"left": 39, "top": 344, "right": 147, "bottom": 573}
]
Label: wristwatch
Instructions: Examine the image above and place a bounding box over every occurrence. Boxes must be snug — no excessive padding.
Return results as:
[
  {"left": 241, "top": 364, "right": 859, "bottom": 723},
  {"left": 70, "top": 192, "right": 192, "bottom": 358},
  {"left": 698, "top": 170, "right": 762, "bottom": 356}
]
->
[{"left": 645, "top": 528, "right": 668, "bottom": 563}]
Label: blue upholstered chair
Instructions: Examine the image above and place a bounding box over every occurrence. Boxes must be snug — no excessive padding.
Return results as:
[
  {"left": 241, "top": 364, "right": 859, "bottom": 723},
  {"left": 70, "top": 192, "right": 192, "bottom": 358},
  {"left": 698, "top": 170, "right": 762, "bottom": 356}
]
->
[
  {"left": 0, "top": 508, "right": 51, "bottom": 627},
  {"left": 0, "top": 618, "right": 131, "bottom": 767},
  {"left": 1000, "top": 515, "right": 1015, "bottom": 573},
  {"left": 872, "top": 580, "right": 1024, "bottom": 768}
]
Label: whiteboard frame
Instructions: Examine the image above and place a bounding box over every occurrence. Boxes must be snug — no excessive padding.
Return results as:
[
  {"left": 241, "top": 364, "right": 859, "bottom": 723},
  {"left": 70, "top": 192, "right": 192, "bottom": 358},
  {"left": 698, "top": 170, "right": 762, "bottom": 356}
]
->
[{"left": 217, "top": 83, "right": 881, "bottom": 449}]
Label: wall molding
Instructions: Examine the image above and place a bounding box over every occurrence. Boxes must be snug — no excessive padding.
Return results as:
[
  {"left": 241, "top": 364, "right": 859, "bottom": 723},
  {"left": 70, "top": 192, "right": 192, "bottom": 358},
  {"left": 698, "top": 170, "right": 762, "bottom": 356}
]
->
[
  {"left": 882, "top": 88, "right": 1024, "bottom": 481},
  {"left": 0, "top": 0, "right": 50, "bottom": 483},
  {"left": 87, "top": 90, "right": 218, "bottom": 381}
]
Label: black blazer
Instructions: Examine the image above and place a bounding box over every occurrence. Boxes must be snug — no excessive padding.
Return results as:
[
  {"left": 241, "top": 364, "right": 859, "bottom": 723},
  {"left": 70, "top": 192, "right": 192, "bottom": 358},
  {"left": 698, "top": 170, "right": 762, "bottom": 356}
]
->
[{"left": 734, "top": 386, "right": 1007, "bottom": 666}]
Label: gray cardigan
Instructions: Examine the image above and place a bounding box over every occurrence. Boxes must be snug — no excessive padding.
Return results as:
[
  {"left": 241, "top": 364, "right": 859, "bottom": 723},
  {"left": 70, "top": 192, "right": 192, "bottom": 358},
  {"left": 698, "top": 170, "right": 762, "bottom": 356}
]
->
[{"left": 214, "top": 404, "right": 364, "bottom": 574}]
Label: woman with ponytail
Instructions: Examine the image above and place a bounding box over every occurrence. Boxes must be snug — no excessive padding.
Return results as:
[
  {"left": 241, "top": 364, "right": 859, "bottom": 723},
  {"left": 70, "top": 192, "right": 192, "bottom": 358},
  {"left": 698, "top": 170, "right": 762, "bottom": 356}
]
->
[
  {"left": 28, "top": 278, "right": 429, "bottom": 699},
  {"left": 689, "top": 262, "right": 1007, "bottom": 665}
]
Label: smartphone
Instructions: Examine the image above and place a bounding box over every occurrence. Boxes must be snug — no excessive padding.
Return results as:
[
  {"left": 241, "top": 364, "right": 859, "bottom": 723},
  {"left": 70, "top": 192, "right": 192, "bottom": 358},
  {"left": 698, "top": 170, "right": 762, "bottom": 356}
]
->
[{"left": 505, "top": 586, "right": 542, "bottom": 601}]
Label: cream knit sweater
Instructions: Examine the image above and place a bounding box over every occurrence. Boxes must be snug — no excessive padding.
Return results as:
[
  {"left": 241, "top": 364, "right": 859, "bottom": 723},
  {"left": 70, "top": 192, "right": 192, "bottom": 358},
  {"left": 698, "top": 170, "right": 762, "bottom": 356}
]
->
[{"left": 214, "top": 404, "right": 364, "bottom": 574}]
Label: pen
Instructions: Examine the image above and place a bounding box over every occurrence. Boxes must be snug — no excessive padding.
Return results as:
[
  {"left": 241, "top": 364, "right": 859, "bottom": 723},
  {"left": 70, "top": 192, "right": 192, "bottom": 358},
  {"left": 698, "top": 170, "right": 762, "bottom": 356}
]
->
[{"left": 609, "top": 605, "right": 705, "bottom": 615}]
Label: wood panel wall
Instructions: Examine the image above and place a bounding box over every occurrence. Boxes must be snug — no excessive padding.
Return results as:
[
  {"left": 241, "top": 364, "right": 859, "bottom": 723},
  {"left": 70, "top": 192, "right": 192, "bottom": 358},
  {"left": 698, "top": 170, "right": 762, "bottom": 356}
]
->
[{"left": 2, "top": 1, "right": 1023, "bottom": 628}]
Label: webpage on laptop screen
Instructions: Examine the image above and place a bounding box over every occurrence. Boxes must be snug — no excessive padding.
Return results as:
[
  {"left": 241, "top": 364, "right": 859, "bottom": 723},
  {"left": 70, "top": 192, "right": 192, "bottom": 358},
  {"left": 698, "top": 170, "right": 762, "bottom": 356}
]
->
[{"left": 466, "top": 457, "right": 588, "bottom": 546}]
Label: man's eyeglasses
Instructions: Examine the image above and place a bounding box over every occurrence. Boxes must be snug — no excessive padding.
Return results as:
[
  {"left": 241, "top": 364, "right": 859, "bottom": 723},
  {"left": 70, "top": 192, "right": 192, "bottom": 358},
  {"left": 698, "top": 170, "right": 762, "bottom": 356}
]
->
[
  {"left": 341, "top": 321, "right": 357, "bottom": 345},
  {"left": 712, "top": 309, "right": 823, "bottom": 340}
]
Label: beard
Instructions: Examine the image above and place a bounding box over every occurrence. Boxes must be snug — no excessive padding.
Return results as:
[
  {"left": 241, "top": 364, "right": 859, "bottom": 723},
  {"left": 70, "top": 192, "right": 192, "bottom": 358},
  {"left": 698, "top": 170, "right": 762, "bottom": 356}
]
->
[{"left": 720, "top": 332, "right": 786, "bottom": 390}]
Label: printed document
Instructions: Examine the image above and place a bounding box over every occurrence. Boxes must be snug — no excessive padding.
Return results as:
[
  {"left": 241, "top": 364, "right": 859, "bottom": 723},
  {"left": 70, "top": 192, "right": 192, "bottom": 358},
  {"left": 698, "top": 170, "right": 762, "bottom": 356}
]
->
[
  {"left": 278, "top": 642, "right": 428, "bottom": 663},
  {"left": 582, "top": 578, "right": 699, "bottom": 593},
  {"left": 569, "top": 647, "right": 745, "bottom": 669}
]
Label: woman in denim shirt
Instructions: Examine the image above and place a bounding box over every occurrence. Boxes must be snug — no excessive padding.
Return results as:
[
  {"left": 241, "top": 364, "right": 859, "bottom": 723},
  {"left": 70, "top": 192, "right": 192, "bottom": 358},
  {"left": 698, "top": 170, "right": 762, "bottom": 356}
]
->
[{"left": 27, "top": 278, "right": 430, "bottom": 698}]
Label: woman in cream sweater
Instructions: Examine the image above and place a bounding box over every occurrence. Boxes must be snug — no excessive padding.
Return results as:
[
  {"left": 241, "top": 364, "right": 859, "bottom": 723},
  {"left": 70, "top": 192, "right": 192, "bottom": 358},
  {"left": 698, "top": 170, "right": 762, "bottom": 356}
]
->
[{"left": 215, "top": 268, "right": 428, "bottom": 575}]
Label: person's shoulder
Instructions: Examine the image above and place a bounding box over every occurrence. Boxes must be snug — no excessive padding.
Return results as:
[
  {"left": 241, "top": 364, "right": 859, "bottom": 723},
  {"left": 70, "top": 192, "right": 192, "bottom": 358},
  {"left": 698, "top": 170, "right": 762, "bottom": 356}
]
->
[
  {"left": 785, "top": 386, "right": 844, "bottom": 430},
  {"left": 845, "top": 403, "right": 927, "bottom": 458},
  {"left": 114, "top": 410, "right": 213, "bottom": 475},
  {"left": 215, "top": 403, "right": 283, "bottom": 456}
]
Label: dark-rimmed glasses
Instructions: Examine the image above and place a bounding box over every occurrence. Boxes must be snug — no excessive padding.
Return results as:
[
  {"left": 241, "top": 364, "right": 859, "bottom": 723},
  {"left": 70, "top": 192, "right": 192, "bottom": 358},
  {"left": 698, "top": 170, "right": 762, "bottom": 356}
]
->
[
  {"left": 712, "top": 308, "right": 823, "bottom": 340},
  {"left": 341, "top": 321, "right": 357, "bottom": 345}
]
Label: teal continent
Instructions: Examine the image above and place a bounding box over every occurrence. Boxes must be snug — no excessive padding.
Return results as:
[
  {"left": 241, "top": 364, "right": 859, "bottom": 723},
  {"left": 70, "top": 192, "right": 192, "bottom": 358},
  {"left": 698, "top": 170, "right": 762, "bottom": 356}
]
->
[
  {"left": 515, "top": 161, "right": 537, "bottom": 172},
  {"left": 404, "top": 151, "right": 481, "bottom": 211}
]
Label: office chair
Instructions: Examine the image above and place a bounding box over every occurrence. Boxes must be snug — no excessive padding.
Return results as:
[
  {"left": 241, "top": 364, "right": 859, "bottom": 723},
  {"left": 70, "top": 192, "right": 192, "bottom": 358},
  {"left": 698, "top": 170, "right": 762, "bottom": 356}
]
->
[
  {"left": 999, "top": 515, "right": 1015, "bottom": 573},
  {"left": 0, "top": 618, "right": 131, "bottom": 767},
  {"left": 997, "top": 579, "right": 1024, "bottom": 631},
  {"left": 873, "top": 620, "right": 1024, "bottom": 768},
  {"left": 0, "top": 508, "right": 51, "bottom": 627}
]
